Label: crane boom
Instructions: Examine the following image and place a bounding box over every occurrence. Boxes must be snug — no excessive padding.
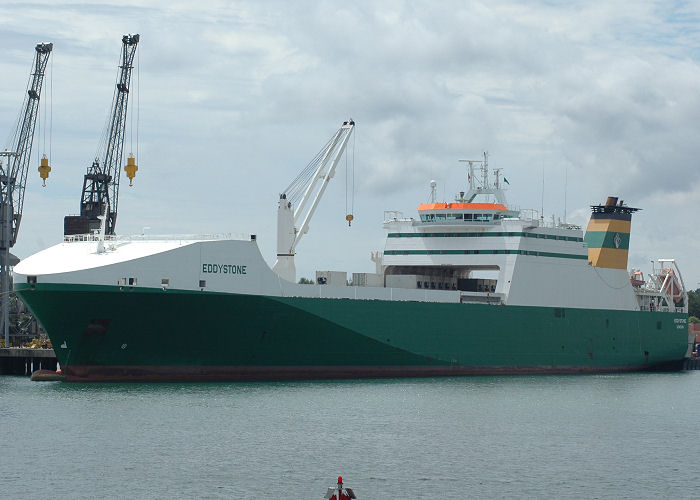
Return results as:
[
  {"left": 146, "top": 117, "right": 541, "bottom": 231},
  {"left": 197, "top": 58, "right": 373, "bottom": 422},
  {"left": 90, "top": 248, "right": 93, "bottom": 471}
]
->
[
  {"left": 273, "top": 119, "right": 355, "bottom": 282},
  {"left": 64, "top": 34, "right": 139, "bottom": 236},
  {"left": 0, "top": 41, "right": 52, "bottom": 347},
  {"left": 0, "top": 42, "right": 53, "bottom": 248}
]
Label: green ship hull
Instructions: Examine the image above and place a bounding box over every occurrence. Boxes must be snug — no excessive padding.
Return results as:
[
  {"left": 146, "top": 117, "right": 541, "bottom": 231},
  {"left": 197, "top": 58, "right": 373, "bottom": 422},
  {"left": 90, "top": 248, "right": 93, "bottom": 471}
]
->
[{"left": 15, "top": 282, "right": 689, "bottom": 381}]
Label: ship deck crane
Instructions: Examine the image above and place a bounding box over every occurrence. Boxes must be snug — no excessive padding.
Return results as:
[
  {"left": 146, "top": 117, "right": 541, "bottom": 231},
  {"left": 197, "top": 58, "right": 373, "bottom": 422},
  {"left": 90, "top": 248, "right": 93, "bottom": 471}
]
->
[
  {"left": 64, "top": 34, "right": 139, "bottom": 236},
  {"left": 0, "top": 41, "right": 53, "bottom": 346},
  {"left": 273, "top": 119, "right": 355, "bottom": 282}
]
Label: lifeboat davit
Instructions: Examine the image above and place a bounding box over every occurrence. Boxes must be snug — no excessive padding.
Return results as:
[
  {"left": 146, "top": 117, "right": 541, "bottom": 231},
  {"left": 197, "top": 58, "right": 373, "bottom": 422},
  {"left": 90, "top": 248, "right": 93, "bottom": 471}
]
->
[{"left": 660, "top": 268, "right": 683, "bottom": 304}]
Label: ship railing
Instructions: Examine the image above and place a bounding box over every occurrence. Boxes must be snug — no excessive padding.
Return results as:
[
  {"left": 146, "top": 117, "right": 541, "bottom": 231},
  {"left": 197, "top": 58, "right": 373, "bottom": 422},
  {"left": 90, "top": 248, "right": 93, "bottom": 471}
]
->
[
  {"left": 383, "top": 211, "right": 414, "bottom": 223},
  {"left": 658, "top": 306, "right": 687, "bottom": 313},
  {"left": 517, "top": 209, "right": 581, "bottom": 230},
  {"left": 638, "top": 304, "right": 687, "bottom": 314},
  {"left": 64, "top": 232, "right": 248, "bottom": 243},
  {"left": 459, "top": 292, "right": 504, "bottom": 305}
]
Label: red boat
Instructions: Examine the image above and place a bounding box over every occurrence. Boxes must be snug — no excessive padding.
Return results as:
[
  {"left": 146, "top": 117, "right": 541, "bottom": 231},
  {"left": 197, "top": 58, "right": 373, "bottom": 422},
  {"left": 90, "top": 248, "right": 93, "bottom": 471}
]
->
[{"left": 324, "top": 476, "right": 356, "bottom": 500}]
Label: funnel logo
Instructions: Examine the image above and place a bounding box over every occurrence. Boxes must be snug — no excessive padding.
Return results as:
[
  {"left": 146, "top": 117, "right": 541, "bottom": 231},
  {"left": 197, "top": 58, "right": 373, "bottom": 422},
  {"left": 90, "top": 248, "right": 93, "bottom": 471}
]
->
[{"left": 614, "top": 233, "right": 621, "bottom": 249}]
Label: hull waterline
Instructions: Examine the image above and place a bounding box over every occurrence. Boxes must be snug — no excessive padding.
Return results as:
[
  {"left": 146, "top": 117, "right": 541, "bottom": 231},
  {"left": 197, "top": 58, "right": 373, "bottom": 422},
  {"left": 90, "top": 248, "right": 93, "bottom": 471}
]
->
[{"left": 15, "top": 282, "right": 689, "bottom": 382}]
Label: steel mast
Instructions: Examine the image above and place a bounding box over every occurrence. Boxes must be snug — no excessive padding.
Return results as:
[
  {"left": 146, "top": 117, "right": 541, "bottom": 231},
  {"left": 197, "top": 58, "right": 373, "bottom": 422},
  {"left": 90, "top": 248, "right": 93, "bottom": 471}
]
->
[
  {"left": 64, "top": 34, "right": 139, "bottom": 236},
  {"left": 0, "top": 41, "right": 53, "bottom": 346}
]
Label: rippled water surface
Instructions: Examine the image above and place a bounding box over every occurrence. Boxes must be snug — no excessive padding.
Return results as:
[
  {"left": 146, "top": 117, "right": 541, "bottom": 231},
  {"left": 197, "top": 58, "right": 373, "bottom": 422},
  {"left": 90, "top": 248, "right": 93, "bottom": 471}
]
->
[{"left": 3, "top": 372, "right": 700, "bottom": 499}]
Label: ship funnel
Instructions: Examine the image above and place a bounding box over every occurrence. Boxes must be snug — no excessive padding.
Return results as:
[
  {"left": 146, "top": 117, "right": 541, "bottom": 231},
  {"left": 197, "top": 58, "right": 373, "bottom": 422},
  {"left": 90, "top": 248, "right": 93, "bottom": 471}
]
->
[{"left": 584, "top": 197, "right": 640, "bottom": 270}]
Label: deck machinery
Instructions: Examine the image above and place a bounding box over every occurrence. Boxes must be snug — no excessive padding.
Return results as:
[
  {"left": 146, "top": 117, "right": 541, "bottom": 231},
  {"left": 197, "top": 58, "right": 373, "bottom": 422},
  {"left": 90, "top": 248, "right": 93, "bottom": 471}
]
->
[{"left": 273, "top": 119, "right": 355, "bottom": 283}]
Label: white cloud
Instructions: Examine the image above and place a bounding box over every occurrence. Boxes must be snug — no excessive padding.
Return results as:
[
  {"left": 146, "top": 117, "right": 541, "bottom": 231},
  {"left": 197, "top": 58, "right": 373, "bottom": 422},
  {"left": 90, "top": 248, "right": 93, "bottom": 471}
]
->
[{"left": 2, "top": 0, "right": 700, "bottom": 284}]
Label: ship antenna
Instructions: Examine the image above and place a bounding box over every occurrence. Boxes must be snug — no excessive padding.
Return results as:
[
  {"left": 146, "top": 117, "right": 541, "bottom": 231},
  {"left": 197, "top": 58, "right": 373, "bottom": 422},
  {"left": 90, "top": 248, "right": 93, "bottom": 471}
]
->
[
  {"left": 429, "top": 180, "right": 437, "bottom": 203},
  {"left": 564, "top": 166, "right": 567, "bottom": 224},
  {"left": 540, "top": 162, "right": 545, "bottom": 222}
]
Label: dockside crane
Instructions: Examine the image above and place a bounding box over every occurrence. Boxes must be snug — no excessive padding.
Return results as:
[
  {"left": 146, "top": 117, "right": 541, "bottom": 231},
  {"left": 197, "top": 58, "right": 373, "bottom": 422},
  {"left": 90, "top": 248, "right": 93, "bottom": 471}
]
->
[
  {"left": 0, "top": 41, "right": 53, "bottom": 345},
  {"left": 64, "top": 34, "right": 139, "bottom": 236}
]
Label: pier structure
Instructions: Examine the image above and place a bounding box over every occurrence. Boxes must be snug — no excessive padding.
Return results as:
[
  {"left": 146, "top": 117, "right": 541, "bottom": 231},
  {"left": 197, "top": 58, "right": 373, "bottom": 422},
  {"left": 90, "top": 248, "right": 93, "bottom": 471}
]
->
[{"left": 0, "top": 348, "right": 56, "bottom": 375}]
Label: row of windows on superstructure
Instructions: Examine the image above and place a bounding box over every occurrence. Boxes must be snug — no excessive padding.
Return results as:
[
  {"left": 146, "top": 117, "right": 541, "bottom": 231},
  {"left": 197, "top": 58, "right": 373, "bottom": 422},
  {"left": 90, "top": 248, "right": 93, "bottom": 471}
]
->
[
  {"left": 383, "top": 249, "right": 588, "bottom": 259},
  {"left": 420, "top": 213, "right": 502, "bottom": 222},
  {"left": 388, "top": 231, "right": 583, "bottom": 242}
]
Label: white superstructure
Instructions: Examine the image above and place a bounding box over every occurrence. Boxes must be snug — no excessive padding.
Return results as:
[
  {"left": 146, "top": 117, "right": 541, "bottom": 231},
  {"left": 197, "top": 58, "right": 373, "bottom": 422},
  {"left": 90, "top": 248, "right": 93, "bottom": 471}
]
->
[
  {"left": 378, "top": 154, "right": 686, "bottom": 313},
  {"left": 14, "top": 233, "right": 461, "bottom": 304},
  {"left": 13, "top": 151, "right": 687, "bottom": 317}
]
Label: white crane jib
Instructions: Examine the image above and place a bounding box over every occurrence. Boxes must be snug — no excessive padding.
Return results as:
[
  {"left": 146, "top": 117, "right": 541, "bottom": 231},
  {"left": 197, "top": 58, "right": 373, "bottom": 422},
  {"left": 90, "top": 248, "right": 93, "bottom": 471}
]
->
[{"left": 273, "top": 119, "right": 355, "bottom": 282}]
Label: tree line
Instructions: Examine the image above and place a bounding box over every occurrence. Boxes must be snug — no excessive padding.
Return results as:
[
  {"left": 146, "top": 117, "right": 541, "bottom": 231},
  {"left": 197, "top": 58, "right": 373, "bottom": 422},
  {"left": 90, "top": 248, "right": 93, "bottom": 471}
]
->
[{"left": 689, "top": 289, "right": 700, "bottom": 322}]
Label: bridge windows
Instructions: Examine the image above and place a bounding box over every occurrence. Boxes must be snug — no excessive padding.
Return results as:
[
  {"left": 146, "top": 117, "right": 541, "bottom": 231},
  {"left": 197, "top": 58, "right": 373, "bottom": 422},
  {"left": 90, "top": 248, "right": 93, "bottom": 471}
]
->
[{"left": 419, "top": 212, "right": 499, "bottom": 222}]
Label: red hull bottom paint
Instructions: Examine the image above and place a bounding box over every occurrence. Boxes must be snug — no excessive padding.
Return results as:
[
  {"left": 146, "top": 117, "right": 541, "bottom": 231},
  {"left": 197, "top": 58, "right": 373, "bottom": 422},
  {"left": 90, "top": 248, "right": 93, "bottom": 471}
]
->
[
  {"left": 30, "top": 369, "right": 67, "bottom": 382},
  {"left": 63, "top": 362, "right": 685, "bottom": 382}
]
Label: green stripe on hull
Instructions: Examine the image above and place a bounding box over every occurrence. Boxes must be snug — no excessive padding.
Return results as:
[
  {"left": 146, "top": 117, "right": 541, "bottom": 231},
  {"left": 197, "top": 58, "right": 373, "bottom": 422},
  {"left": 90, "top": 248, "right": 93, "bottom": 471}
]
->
[{"left": 14, "top": 283, "right": 689, "bottom": 380}]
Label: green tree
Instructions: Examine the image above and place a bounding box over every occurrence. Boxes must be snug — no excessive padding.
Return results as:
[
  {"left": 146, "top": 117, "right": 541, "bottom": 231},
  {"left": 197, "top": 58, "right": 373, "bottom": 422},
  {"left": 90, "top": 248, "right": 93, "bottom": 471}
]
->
[
  {"left": 298, "top": 277, "right": 314, "bottom": 284},
  {"left": 689, "top": 289, "right": 700, "bottom": 318}
]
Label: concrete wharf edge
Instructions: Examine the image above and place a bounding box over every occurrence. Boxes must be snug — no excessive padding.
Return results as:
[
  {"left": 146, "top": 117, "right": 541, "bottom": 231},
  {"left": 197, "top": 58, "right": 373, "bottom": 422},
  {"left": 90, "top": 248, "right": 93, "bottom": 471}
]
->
[{"left": 0, "top": 348, "right": 56, "bottom": 358}]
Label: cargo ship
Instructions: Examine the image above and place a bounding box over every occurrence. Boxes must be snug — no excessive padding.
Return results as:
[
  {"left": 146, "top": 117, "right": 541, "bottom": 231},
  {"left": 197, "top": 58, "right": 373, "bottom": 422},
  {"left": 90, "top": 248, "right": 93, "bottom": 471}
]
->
[{"left": 13, "top": 121, "right": 693, "bottom": 381}]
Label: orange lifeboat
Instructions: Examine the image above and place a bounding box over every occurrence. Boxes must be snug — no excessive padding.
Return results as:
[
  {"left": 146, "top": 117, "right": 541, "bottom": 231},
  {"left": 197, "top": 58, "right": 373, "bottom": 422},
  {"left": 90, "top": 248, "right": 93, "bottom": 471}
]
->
[{"left": 629, "top": 270, "right": 644, "bottom": 287}]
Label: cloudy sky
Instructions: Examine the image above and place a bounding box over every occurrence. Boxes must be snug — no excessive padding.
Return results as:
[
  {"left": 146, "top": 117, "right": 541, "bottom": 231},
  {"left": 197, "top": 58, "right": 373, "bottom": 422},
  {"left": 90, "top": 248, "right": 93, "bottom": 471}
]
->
[{"left": 1, "top": 0, "right": 700, "bottom": 286}]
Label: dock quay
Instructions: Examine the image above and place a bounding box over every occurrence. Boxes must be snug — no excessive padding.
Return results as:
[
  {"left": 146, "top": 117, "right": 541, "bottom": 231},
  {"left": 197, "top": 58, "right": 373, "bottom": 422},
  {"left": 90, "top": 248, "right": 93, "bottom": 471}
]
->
[
  {"left": 683, "top": 357, "right": 700, "bottom": 370},
  {"left": 0, "top": 348, "right": 57, "bottom": 375},
  {"left": 1, "top": 348, "right": 700, "bottom": 376}
]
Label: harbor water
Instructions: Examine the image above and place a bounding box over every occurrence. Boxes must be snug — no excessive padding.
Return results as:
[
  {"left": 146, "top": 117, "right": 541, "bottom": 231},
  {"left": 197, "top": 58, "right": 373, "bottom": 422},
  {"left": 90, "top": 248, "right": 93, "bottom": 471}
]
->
[{"left": 4, "top": 372, "right": 700, "bottom": 499}]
